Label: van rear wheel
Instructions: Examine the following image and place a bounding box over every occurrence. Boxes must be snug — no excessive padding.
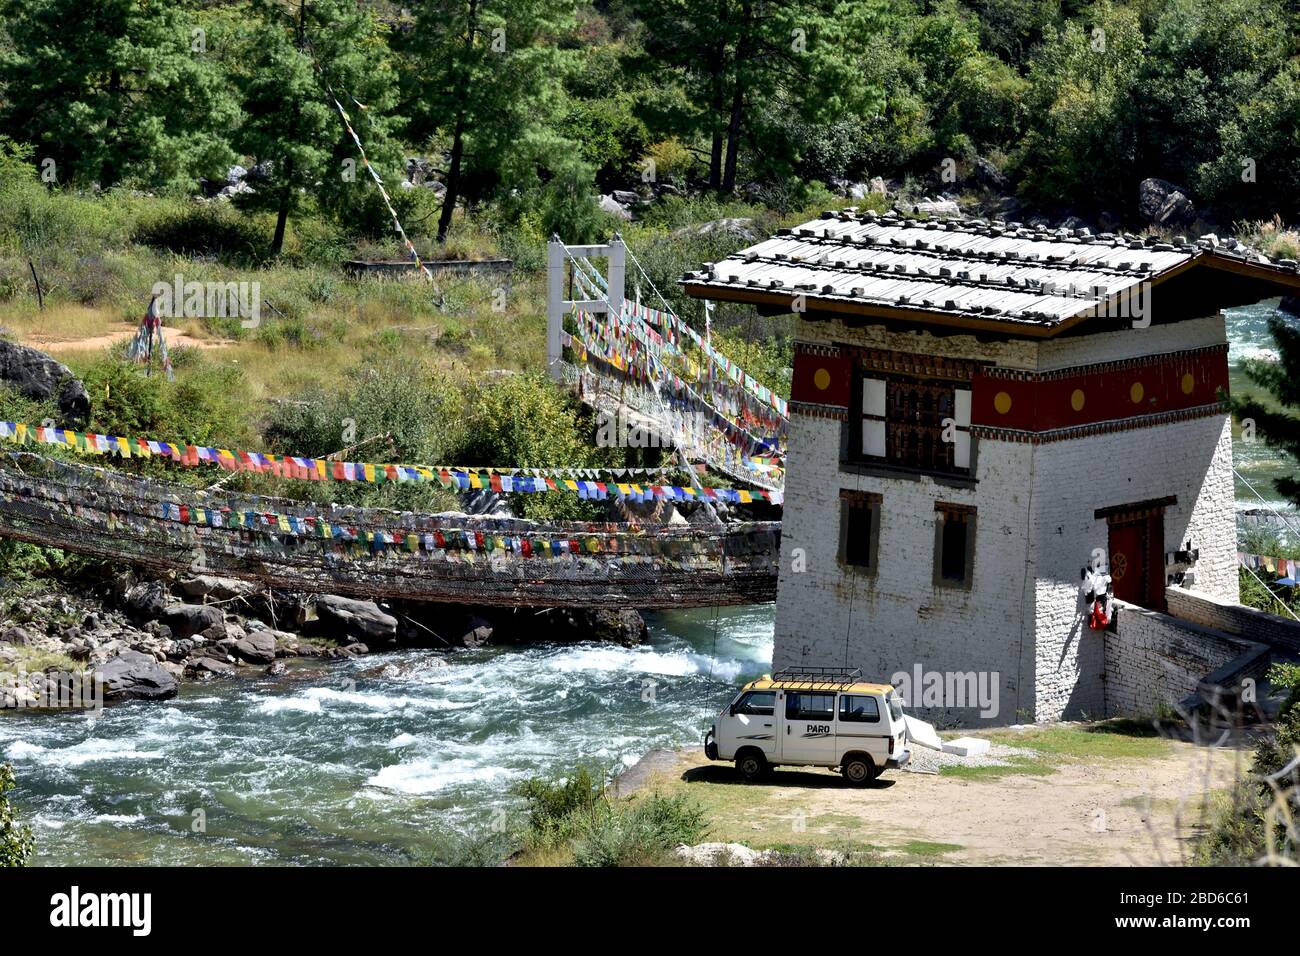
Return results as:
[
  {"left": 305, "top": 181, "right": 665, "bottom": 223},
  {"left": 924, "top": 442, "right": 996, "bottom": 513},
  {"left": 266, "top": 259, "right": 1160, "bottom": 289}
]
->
[
  {"left": 736, "top": 750, "right": 769, "bottom": 782},
  {"left": 841, "top": 755, "right": 877, "bottom": 786}
]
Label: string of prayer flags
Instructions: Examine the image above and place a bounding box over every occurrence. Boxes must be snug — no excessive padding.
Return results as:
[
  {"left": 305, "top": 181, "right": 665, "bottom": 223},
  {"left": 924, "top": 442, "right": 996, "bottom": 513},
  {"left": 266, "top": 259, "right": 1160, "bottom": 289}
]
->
[{"left": 0, "top": 422, "right": 784, "bottom": 506}]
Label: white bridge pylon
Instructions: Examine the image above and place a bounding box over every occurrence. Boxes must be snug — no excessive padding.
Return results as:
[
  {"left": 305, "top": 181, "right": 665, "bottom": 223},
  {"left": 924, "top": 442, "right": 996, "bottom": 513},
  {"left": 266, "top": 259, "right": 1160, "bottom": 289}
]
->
[{"left": 546, "top": 236, "right": 625, "bottom": 381}]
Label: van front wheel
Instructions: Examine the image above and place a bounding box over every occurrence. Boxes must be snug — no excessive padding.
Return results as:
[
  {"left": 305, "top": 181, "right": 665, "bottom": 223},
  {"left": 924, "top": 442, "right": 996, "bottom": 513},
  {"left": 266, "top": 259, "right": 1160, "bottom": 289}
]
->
[
  {"left": 841, "top": 755, "right": 877, "bottom": 786},
  {"left": 736, "top": 750, "right": 769, "bottom": 782}
]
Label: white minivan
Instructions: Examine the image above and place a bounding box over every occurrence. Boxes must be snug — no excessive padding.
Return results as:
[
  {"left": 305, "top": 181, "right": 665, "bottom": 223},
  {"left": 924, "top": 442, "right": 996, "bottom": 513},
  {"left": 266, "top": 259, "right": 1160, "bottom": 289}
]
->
[{"left": 704, "top": 669, "right": 927, "bottom": 785}]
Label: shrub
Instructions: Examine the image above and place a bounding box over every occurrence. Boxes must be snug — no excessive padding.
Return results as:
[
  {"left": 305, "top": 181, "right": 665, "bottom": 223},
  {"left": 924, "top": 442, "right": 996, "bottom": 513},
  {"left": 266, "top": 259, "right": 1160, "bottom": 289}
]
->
[
  {"left": 515, "top": 765, "right": 709, "bottom": 866},
  {"left": 515, "top": 764, "right": 609, "bottom": 839},
  {"left": 0, "top": 763, "right": 34, "bottom": 867},
  {"left": 570, "top": 793, "right": 708, "bottom": 867},
  {"left": 74, "top": 353, "right": 253, "bottom": 446},
  {"left": 132, "top": 202, "right": 267, "bottom": 266}
]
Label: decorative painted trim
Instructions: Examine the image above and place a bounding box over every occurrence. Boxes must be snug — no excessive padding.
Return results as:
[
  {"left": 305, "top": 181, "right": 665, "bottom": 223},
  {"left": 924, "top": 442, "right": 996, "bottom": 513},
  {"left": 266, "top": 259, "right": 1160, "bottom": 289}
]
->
[{"left": 790, "top": 400, "right": 848, "bottom": 420}]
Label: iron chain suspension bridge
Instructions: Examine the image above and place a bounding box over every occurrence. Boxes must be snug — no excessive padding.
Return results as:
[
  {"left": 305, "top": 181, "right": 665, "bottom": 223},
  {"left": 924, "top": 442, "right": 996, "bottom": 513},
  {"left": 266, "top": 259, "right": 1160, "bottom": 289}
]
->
[{"left": 0, "top": 238, "right": 786, "bottom": 609}]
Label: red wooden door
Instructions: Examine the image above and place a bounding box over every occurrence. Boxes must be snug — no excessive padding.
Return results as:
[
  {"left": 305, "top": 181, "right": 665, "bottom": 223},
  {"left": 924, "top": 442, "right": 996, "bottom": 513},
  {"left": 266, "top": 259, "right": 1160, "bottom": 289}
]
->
[
  {"left": 1108, "top": 522, "right": 1144, "bottom": 605},
  {"left": 1108, "top": 514, "right": 1167, "bottom": 611}
]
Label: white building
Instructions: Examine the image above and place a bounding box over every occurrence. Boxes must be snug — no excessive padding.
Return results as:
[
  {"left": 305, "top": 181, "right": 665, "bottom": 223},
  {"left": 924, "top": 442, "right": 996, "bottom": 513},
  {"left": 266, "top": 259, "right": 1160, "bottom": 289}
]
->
[{"left": 684, "top": 209, "right": 1300, "bottom": 724}]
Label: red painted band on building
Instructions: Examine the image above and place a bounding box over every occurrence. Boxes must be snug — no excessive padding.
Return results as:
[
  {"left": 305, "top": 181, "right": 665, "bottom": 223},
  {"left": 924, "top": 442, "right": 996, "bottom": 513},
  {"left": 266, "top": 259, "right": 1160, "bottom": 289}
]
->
[
  {"left": 970, "top": 345, "right": 1229, "bottom": 432},
  {"left": 792, "top": 342, "right": 1230, "bottom": 437},
  {"left": 790, "top": 349, "right": 852, "bottom": 408}
]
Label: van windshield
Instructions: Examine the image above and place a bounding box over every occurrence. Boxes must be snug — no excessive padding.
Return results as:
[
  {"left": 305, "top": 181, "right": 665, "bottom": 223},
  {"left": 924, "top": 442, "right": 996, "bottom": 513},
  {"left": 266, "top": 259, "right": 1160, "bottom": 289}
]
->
[{"left": 887, "top": 693, "right": 904, "bottom": 723}]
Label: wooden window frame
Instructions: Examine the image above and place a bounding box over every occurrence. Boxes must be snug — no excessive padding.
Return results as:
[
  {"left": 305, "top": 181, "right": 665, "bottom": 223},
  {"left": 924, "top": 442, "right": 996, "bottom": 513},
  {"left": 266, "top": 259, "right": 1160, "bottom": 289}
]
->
[
  {"left": 838, "top": 489, "right": 882, "bottom": 574},
  {"left": 846, "top": 366, "right": 974, "bottom": 479},
  {"left": 933, "top": 502, "right": 977, "bottom": 590}
]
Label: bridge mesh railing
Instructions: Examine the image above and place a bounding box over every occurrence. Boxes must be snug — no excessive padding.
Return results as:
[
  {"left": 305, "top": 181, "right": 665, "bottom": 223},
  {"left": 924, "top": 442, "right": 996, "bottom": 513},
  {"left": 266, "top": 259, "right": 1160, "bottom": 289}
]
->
[{"left": 0, "top": 453, "right": 778, "bottom": 608}]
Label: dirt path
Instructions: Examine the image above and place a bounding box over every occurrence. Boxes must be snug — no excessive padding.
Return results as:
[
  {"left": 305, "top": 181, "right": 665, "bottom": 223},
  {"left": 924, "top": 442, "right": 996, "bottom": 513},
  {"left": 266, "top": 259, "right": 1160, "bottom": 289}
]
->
[
  {"left": 24, "top": 323, "right": 233, "bottom": 353},
  {"left": 631, "top": 740, "right": 1248, "bottom": 866}
]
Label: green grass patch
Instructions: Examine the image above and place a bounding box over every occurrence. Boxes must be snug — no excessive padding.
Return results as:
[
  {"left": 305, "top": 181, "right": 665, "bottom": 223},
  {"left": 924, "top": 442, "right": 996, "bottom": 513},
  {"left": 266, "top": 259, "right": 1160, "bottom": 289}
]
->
[
  {"left": 0, "top": 646, "right": 80, "bottom": 677},
  {"left": 899, "top": 840, "right": 962, "bottom": 857},
  {"left": 983, "top": 721, "right": 1174, "bottom": 761}
]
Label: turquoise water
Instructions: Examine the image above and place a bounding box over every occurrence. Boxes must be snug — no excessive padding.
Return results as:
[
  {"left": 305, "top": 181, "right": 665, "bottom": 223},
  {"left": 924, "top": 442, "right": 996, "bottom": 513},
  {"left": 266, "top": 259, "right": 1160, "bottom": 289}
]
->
[
  {"left": 1226, "top": 300, "right": 1294, "bottom": 510},
  {"left": 2, "top": 304, "right": 1295, "bottom": 865},
  {"left": 1, "top": 607, "right": 774, "bottom": 865}
]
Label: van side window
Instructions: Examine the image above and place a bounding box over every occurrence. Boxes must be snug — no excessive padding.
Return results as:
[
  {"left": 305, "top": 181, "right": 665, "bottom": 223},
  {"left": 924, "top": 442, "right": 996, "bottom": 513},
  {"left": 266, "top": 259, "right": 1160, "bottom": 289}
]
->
[
  {"left": 734, "top": 691, "right": 776, "bottom": 716},
  {"left": 786, "top": 692, "right": 835, "bottom": 721},
  {"left": 839, "top": 694, "right": 881, "bottom": 723}
]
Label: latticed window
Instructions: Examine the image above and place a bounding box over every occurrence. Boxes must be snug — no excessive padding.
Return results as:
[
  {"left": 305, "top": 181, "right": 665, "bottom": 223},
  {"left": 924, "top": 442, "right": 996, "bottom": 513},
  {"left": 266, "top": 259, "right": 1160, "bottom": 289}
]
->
[{"left": 853, "top": 373, "right": 972, "bottom": 476}]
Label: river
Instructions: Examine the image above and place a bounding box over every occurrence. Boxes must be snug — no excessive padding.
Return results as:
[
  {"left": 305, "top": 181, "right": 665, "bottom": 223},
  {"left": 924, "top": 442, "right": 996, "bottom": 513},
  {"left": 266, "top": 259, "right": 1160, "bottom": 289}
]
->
[
  {"left": 2, "top": 303, "right": 1294, "bottom": 865},
  {"left": 1, "top": 607, "right": 773, "bottom": 865}
]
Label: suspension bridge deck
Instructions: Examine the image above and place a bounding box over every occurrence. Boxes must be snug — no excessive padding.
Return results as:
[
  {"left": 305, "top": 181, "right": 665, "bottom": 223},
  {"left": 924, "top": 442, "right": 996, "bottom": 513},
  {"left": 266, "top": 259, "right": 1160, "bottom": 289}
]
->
[{"left": 0, "top": 454, "right": 778, "bottom": 609}]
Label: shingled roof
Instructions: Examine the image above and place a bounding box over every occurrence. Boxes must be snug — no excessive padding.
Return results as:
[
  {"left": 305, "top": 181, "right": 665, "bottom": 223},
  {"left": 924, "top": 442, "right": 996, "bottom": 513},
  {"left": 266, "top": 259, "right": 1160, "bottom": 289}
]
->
[{"left": 680, "top": 208, "right": 1300, "bottom": 338}]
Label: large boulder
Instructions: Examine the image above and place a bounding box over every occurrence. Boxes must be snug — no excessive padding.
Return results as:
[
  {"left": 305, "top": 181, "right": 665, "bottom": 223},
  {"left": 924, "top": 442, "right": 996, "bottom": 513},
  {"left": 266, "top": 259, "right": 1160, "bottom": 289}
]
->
[
  {"left": 903, "top": 198, "right": 961, "bottom": 218},
  {"left": 162, "top": 603, "right": 224, "bottom": 639},
  {"left": 123, "top": 580, "right": 169, "bottom": 621},
  {"left": 0, "top": 626, "right": 37, "bottom": 646},
  {"left": 1138, "top": 177, "right": 1195, "bottom": 226},
  {"left": 598, "top": 194, "right": 634, "bottom": 221},
  {"left": 232, "top": 632, "right": 276, "bottom": 665},
  {"left": 588, "top": 609, "right": 648, "bottom": 647},
  {"left": 458, "top": 615, "right": 494, "bottom": 649},
  {"left": 315, "top": 595, "right": 398, "bottom": 644},
  {"left": 969, "top": 156, "right": 1007, "bottom": 191},
  {"left": 673, "top": 217, "right": 759, "bottom": 244},
  {"left": 96, "top": 649, "right": 178, "bottom": 701},
  {"left": 176, "top": 575, "right": 258, "bottom": 603},
  {"left": 0, "top": 340, "right": 90, "bottom": 424}
]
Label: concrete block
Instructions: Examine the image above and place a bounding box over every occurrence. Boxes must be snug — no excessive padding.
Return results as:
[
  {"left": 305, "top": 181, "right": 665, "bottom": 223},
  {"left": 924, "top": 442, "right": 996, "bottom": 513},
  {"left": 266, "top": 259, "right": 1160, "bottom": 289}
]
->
[{"left": 942, "top": 737, "right": 991, "bottom": 757}]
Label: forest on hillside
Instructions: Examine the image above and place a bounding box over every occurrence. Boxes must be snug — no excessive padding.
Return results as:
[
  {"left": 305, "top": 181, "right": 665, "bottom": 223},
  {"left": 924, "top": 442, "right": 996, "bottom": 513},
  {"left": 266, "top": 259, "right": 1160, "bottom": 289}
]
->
[{"left": 1, "top": 0, "right": 1299, "bottom": 253}]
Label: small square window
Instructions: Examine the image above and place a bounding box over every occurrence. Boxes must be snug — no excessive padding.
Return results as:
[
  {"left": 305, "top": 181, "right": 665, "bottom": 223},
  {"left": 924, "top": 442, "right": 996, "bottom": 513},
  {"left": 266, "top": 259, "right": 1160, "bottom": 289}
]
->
[
  {"left": 934, "top": 503, "right": 976, "bottom": 589},
  {"left": 839, "top": 490, "right": 881, "bottom": 572}
]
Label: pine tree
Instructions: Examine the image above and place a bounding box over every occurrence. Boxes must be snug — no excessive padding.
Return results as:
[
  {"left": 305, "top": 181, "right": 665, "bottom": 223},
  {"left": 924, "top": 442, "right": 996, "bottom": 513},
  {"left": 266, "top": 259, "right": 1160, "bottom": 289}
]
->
[
  {"left": 405, "top": 0, "right": 575, "bottom": 243},
  {"left": 629, "top": 0, "right": 887, "bottom": 195},
  {"left": 235, "top": 0, "right": 401, "bottom": 257},
  {"left": 0, "top": 0, "right": 239, "bottom": 189},
  {"left": 1231, "top": 311, "right": 1300, "bottom": 507}
]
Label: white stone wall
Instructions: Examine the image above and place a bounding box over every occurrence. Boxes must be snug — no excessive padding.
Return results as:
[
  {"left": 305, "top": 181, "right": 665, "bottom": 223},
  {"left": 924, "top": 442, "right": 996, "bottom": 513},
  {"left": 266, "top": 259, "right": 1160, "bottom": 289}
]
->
[
  {"left": 775, "top": 317, "right": 1237, "bottom": 726},
  {"left": 1102, "top": 600, "right": 1248, "bottom": 717},
  {"left": 772, "top": 413, "right": 1037, "bottom": 727},
  {"left": 1026, "top": 414, "right": 1238, "bottom": 721}
]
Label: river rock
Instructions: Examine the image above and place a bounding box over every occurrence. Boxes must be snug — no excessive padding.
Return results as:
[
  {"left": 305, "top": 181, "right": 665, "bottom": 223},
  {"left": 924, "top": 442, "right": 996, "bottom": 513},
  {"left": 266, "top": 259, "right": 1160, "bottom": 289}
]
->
[
  {"left": 96, "top": 649, "right": 178, "bottom": 701},
  {"left": 315, "top": 595, "right": 398, "bottom": 644},
  {"left": 123, "top": 580, "right": 170, "bottom": 621},
  {"left": 0, "top": 625, "right": 36, "bottom": 646},
  {"left": 163, "top": 603, "right": 224, "bottom": 639},
  {"left": 233, "top": 632, "right": 276, "bottom": 665},
  {"left": 459, "top": 615, "right": 493, "bottom": 649},
  {"left": 176, "top": 574, "right": 259, "bottom": 603},
  {"left": 0, "top": 340, "right": 91, "bottom": 424},
  {"left": 675, "top": 842, "right": 775, "bottom": 867},
  {"left": 184, "top": 656, "right": 235, "bottom": 677},
  {"left": 588, "top": 609, "right": 648, "bottom": 646}
]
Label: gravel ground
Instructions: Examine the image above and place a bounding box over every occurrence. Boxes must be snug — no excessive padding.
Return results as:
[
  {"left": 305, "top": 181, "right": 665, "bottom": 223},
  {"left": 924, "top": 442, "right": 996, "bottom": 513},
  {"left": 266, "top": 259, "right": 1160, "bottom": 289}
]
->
[{"left": 905, "top": 742, "right": 1040, "bottom": 774}]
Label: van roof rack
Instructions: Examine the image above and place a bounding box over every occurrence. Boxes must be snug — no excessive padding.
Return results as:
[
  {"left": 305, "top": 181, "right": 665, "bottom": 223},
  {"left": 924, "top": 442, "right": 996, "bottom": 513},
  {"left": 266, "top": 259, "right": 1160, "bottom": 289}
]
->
[{"left": 771, "top": 667, "right": 863, "bottom": 687}]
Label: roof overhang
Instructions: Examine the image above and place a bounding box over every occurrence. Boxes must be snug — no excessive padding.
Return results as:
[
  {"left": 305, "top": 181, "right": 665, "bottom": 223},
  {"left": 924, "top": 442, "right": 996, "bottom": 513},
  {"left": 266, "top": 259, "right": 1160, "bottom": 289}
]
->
[{"left": 681, "top": 209, "right": 1300, "bottom": 339}]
